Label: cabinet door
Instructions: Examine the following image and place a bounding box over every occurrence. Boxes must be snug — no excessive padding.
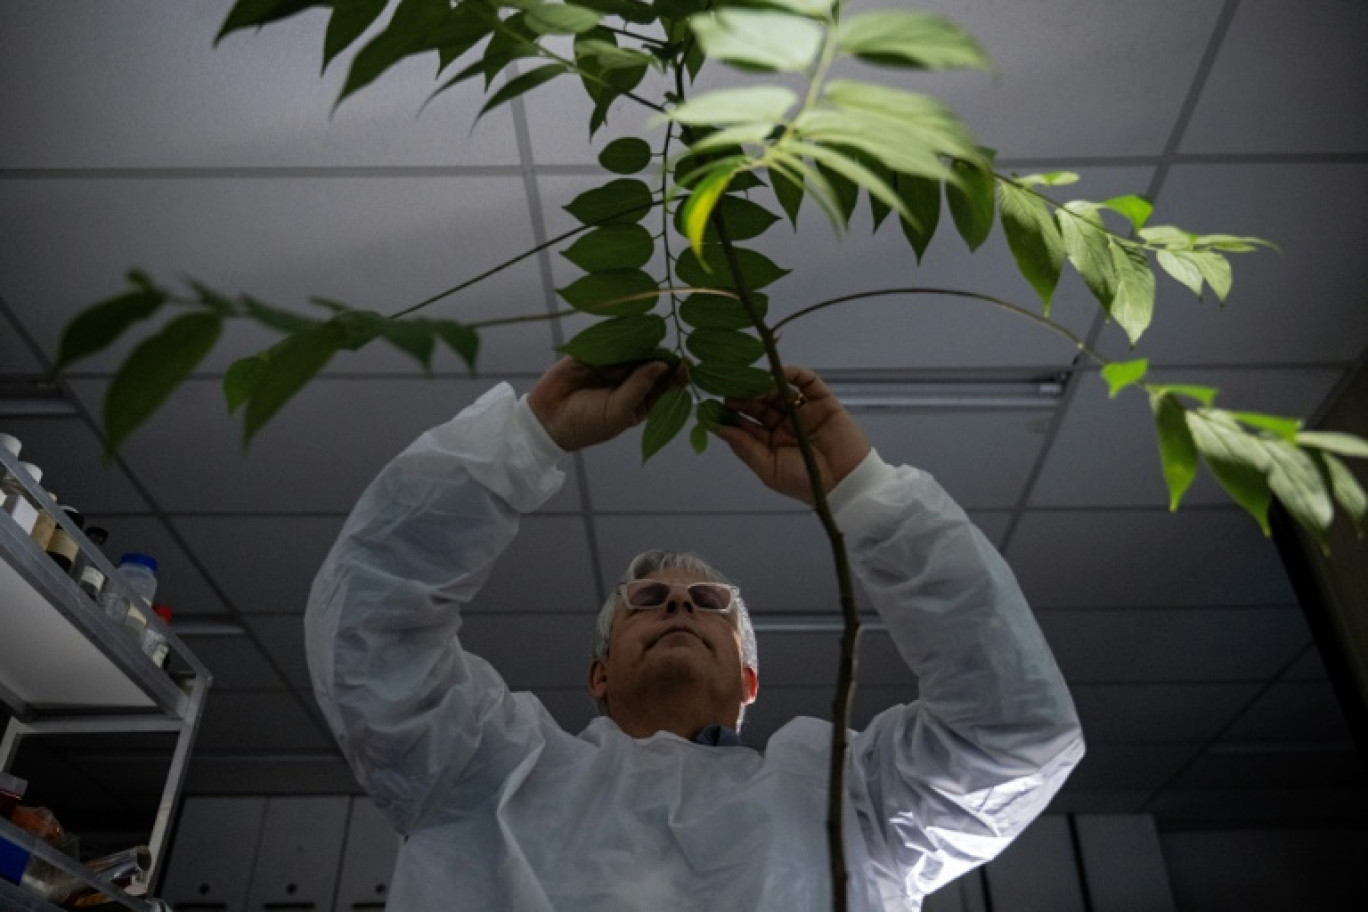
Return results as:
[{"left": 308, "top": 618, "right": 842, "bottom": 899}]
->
[
  {"left": 983, "top": 815, "right": 1087, "bottom": 912},
  {"left": 333, "top": 797, "right": 402, "bottom": 912},
  {"left": 247, "top": 796, "right": 349, "bottom": 912},
  {"left": 161, "top": 796, "right": 267, "bottom": 911}
]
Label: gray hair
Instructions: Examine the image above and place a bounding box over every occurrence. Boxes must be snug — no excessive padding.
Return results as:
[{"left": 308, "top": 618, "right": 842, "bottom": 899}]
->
[{"left": 592, "top": 549, "right": 759, "bottom": 724}]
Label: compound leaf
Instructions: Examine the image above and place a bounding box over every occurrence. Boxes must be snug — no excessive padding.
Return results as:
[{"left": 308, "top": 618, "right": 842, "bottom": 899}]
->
[
  {"left": 558, "top": 269, "right": 660, "bottom": 315},
  {"left": 57, "top": 283, "right": 167, "bottom": 370},
  {"left": 561, "top": 224, "right": 655, "bottom": 272},
  {"left": 105, "top": 312, "right": 222, "bottom": 452},
  {"left": 999, "top": 180, "right": 1064, "bottom": 312},
  {"left": 946, "top": 158, "right": 994, "bottom": 251}
]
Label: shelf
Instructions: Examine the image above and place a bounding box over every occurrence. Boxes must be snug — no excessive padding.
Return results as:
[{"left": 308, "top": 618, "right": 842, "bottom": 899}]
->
[{"left": 0, "top": 817, "right": 149, "bottom": 911}]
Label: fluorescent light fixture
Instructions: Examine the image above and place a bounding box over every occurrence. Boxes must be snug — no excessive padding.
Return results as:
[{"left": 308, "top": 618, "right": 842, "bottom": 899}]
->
[
  {"left": 825, "top": 378, "right": 1065, "bottom": 410},
  {"left": 750, "top": 614, "right": 887, "bottom": 634},
  {"left": 172, "top": 617, "right": 248, "bottom": 637},
  {"left": 0, "top": 378, "right": 78, "bottom": 417}
]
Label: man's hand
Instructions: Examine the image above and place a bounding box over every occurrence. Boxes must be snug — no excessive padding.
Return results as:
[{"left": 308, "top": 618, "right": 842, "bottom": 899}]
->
[
  {"left": 715, "top": 366, "right": 871, "bottom": 505},
  {"left": 528, "top": 357, "right": 679, "bottom": 452}
]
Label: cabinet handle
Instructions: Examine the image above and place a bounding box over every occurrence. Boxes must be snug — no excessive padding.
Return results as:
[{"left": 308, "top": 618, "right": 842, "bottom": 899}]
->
[{"left": 262, "top": 904, "right": 316, "bottom": 911}]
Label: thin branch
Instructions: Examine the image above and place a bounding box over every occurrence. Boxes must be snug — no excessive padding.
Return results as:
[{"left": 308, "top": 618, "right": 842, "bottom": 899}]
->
[{"left": 774, "top": 286, "right": 1110, "bottom": 367}]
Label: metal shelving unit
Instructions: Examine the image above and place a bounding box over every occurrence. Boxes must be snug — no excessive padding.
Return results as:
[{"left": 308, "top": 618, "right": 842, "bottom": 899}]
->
[{"left": 1, "top": 447, "right": 211, "bottom": 910}]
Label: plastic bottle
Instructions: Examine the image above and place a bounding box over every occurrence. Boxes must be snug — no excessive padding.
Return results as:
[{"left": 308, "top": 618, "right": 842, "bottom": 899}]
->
[
  {"left": 142, "top": 605, "right": 172, "bottom": 667},
  {"left": 2, "top": 462, "right": 42, "bottom": 535},
  {"left": 29, "top": 490, "right": 58, "bottom": 549},
  {"left": 74, "top": 526, "right": 110, "bottom": 600},
  {"left": 99, "top": 553, "right": 158, "bottom": 630}
]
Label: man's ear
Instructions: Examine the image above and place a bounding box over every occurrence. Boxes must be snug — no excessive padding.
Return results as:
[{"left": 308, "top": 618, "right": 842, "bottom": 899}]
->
[
  {"left": 588, "top": 658, "right": 609, "bottom": 701},
  {"left": 741, "top": 665, "right": 759, "bottom": 706}
]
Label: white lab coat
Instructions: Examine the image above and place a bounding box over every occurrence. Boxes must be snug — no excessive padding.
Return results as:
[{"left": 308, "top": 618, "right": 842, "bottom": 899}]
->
[{"left": 306, "top": 383, "right": 1084, "bottom": 911}]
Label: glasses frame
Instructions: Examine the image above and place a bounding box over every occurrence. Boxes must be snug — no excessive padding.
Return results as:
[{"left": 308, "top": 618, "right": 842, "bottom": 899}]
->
[{"left": 616, "top": 579, "right": 741, "bottom": 614}]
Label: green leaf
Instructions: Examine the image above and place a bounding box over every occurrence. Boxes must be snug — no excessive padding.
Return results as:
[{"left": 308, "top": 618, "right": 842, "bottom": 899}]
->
[
  {"left": 667, "top": 85, "right": 798, "bottom": 126},
  {"left": 244, "top": 322, "right": 347, "bottom": 444},
  {"left": 642, "top": 385, "right": 692, "bottom": 461},
  {"left": 750, "top": 0, "right": 834, "bottom": 15},
  {"left": 1194, "top": 233, "right": 1279, "bottom": 254},
  {"left": 337, "top": 0, "right": 452, "bottom": 107},
  {"left": 188, "top": 280, "right": 238, "bottom": 316},
  {"left": 684, "top": 122, "right": 778, "bottom": 157},
  {"left": 1185, "top": 249, "right": 1233, "bottom": 303},
  {"left": 57, "top": 285, "right": 167, "bottom": 370},
  {"left": 689, "top": 9, "right": 824, "bottom": 72},
  {"left": 1156, "top": 249, "right": 1205, "bottom": 298},
  {"left": 564, "top": 178, "right": 655, "bottom": 226},
  {"left": 433, "top": 320, "right": 480, "bottom": 370},
  {"left": 791, "top": 108, "right": 956, "bottom": 182},
  {"left": 1058, "top": 201, "right": 1117, "bottom": 311},
  {"left": 557, "top": 314, "right": 667, "bottom": 365},
  {"left": 836, "top": 10, "right": 991, "bottom": 70},
  {"left": 895, "top": 173, "right": 940, "bottom": 261},
  {"left": 379, "top": 319, "right": 436, "bottom": 367},
  {"left": 558, "top": 269, "right": 660, "bottom": 315},
  {"left": 769, "top": 167, "right": 804, "bottom": 227},
  {"left": 1138, "top": 225, "right": 1195, "bottom": 249},
  {"left": 1101, "top": 358, "right": 1148, "bottom": 398},
  {"left": 679, "top": 292, "right": 767, "bottom": 329},
  {"left": 675, "top": 245, "right": 790, "bottom": 290},
  {"left": 224, "top": 352, "right": 270, "bottom": 414},
  {"left": 1149, "top": 383, "right": 1218, "bottom": 408},
  {"left": 1014, "top": 171, "right": 1079, "bottom": 187},
  {"left": 479, "top": 63, "right": 569, "bottom": 119},
  {"left": 330, "top": 309, "right": 385, "bottom": 350},
  {"left": 561, "top": 224, "right": 655, "bottom": 272},
  {"left": 685, "top": 327, "right": 765, "bottom": 365},
  {"left": 819, "top": 80, "right": 977, "bottom": 166},
  {"left": 946, "top": 158, "right": 995, "bottom": 251},
  {"left": 1317, "top": 451, "right": 1367, "bottom": 535},
  {"left": 814, "top": 159, "right": 860, "bottom": 227},
  {"left": 697, "top": 397, "right": 741, "bottom": 428},
  {"left": 575, "top": 37, "right": 655, "bottom": 71},
  {"left": 598, "top": 137, "right": 653, "bottom": 175},
  {"left": 1151, "top": 393, "right": 1199, "bottom": 511},
  {"left": 217, "top": 0, "right": 320, "bottom": 45},
  {"left": 690, "top": 421, "right": 710, "bottom": 454},
  {"left": 691, "top": 361, "right": 774, "bottom": 398},
  {"left": 678, "top": 194, "right": 781, "bottom": 243},
  {"left": 476, "top": 13, "right": 541, "bottom": 88},
  {"left": 1101, "top": 194, "right": 1154, "bottom": 232},
  {"left": 681, "top": 166, "right": 737, "bottom": 258},
  {"left": 1266, "top": 439, "right": 1334, "bottom": 543},
  {"left": 1108, "top": 242, "right": 1156, "bottom": 347},
  {"left": 243, "top": 296, "right": 315, "bottom": 334},
  {"left": 524, "top": 2, "right": 602, "bottom": 35},
  {"left": 1231, "top": 411, "right": 1301, "bottom": 442},
  {"left": 1187, "top": 409, "right": 1273, "bottom": 534},
  {"left": 323, "top": 0, "right": 388, "bottom": 71},
  {"left": 104, "top": 312, "right": 222, "bottom": 452},
  {"left": 998, "top": 181, "right": 1065, "bottom": 312},
  {"left": 1296, "top": 431, "right": 1368, "bottom": 460},
  {"left": 572, "top": 0, "right": 655, "bottom": 26}
]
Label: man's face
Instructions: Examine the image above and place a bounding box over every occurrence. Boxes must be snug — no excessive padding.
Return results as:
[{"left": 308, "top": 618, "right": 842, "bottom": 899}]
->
[{"left": 588, "top": 567, "right": 758, "bottom": 724}]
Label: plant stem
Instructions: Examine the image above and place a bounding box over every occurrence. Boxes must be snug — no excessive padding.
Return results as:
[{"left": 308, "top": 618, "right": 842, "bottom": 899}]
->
[{"left": 709, "top": 212, "right": 858, "bottom": 912}]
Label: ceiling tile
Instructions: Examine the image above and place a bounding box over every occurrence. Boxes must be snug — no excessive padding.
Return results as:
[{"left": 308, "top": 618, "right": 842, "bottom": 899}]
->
[
  {"left": 177, "top": 516, "right": 343, "bottom": 615},
  {"left": 183, "top": 757, "right": 362, "bottom": 796},
  {"left": 1096, "top": 163, "right": 1368, "bottom": 365},
  {"left": 0, "top": 307, "right": 44, "bottom": 372},
  {"left": 1030, "top": 367, "right": 1343, "bottom": 508},
  {"left": 0, "top": 415, "right": 151, "bottom": 513},
  {"left": 459, "top": 612, "right": 599, "bottom": 689},
  {"left": 179, "top": 635, "right": 289, "bottom": 691},
  {"left": 1037, "top": 607, "right": 1311, "bottom": 684},
  {"left": 244, "top": 615, "right": 311, "bottom": 691},
  {"left": 1007, "top": 509, "right": 1297, "bottom": 607},
  {"left": 1172, "top": 746, "right": 1367, "bottom": 791},
  {"left": 1070, "top": 682, "right": 1259, "bottom": 744},
  {"left": 1062, "top": 741, "right": 1196, "bottom": 792},
  {"left": 0, "top": 176, "right": 550, "bottom": 374},
  {"left": 1220, "top": 681, "right": 1358, "bottom": 745},
  {"left": 66, "top": 377, "right": 581, "bottom": 514},
  {"left": 0, "top": 1, "right": 519, "bottom": 168},
  {"left": 1149, "top": 788, "right": 1368, "bottom": 829},
  {"left": 194, "top": 690, "right": 336, "bottom": 753},
  {"left": 1180, "top": 0, "right": 1368, "bottom": 154},
  {"left": 1281, "top": 646, "right": 1329, "bottom": 682}
]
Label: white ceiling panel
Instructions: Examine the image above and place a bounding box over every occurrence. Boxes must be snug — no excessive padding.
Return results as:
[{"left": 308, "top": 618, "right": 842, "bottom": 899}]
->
[
  {"left": 1069, "top": 682, "right": 1259, "bottom": 744},
  {"left": 177, "top": 635, "right": 290, "bottom": 691},
  {"left": 1059, "top": 741, "right": 1196, "bottom": 792},
  {"left": 459, "top": 612, "right": 600, "bottom": 688},
  {"left": 594, "top": 513, "right": 845, "bottom": 615},
  {"left": 243, "top": 615, "right": 311, "bottom": 691},
  {"left": 1037, "top": 607, "right": 1310, "bottom": 684},
  {"left": 1180, "top": 0, "right": 1368, "bottom": 154},
  {"left": 1007, "top": 509, "right": 1297, "bottom": 608},
  {"left": 0, "top": 415, "right": 151, "bottom": 513},
  {"left": 66, "top": 377, "right": 581, "bottom": 514},
  {"left": 1220, "top": 681, "right": 1358, "bottom": 745},
  {"left": 1151, "top": 787, "right": 1368, "bottom": 828},
  {"left": 1030, "top": 367, "right": 1343, "bottom": 508},
  {"left": 0, "top": 0, "right": 519, "bottom": 168},
  {"left": 1173, "top": 747, "right": 1367, "bottom": 791},
  {"left": 184, "top": 756, "right": 361, "bottom": 795},
  {"left": 0, "top": 175, "right": 549, "bottom": 374},
  {"left": 193, "top": 690, "right": 335, "bottom": 753},
  {"left": 1096, "top": 163, "right": 1368, "bottom": 366},
  {"left": 175, "top": 516, "right": 343, "bottom": 615},
  {"left": 0, "top": 309, "right": 45, "bottom": 372}
]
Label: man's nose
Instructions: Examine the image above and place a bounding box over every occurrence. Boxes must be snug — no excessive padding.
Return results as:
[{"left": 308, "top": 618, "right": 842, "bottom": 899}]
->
[{"left": 664, "top": 597, "right": 694, "bottom": 614}]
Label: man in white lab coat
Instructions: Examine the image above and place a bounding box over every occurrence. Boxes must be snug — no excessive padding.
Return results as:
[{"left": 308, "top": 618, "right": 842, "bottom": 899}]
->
[{"left": 306, "top": 357, "right": 1084, "bottom": 910}]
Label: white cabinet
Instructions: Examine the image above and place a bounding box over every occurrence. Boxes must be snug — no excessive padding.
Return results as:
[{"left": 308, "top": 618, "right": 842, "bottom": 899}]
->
[
  {"left": 0, "top": 446, "right": 211, "bottom": 910},
  {"left": 160, "top": 797, "right": 267, "bottom": 911},
  {"left": 247, "top": 797, "right": 350, "bottom": 912}
]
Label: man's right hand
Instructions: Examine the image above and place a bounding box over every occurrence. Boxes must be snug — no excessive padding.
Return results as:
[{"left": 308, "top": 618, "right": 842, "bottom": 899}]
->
[{"left": 528, "top": 357, "right": 679, "bottom": 452}]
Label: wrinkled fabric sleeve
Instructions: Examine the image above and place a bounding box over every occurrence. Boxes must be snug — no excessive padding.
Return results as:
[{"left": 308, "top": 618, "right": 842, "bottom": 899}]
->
[
  {"left": 834, "top": 451, "right": 1085, "bottom": 898},
  {"left": 305, "top": 384, "right": 566, "bottom": 835}
]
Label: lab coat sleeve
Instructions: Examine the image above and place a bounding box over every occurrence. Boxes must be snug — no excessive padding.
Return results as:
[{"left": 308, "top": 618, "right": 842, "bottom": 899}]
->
[
  {"left": 305, "top": 383, "right": 567, "bottom": 835},
  {"left": 833, "top": 451, "right": 1085, "bottom": 896}
]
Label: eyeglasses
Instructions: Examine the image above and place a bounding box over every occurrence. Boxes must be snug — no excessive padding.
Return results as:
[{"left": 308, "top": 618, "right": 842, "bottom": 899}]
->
[{"left": 617, "top": 579, "right": 739, "bottom": 614}]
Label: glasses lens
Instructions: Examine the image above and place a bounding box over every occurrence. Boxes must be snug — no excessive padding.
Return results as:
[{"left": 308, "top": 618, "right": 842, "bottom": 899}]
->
[{"left": 623, "top": 581, "right": 734, "bottom": 612}]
